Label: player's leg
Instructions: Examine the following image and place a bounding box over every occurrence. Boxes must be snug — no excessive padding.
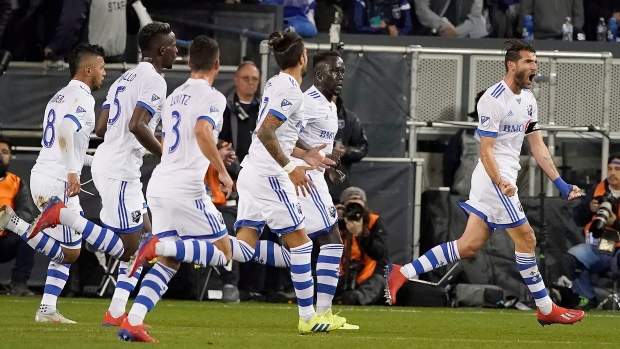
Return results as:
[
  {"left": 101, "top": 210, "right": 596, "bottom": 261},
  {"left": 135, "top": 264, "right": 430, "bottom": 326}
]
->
[
  {"left": 313, "top": 225, "right": 347, "bottom": 324},
  {"left": 506, "top": 220, "right": 585, "bottom": 325},
  {"left": 386, "top": 213, "right": 491, "bottom": 305},
  {"left": 252, "top": 237, "right": 291, "bottom": 267}
]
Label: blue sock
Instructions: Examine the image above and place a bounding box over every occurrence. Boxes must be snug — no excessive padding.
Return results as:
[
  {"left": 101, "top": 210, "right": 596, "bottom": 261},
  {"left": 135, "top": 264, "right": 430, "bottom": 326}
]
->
[
  {"left": 155, "top": 240, "right": 226, "bottom": 267},
  {"left": 228, "top": 236, "right": 255, "bottom": 262},
  {"left": 60, "top": 208, "right": 124, "bottom": 259},
  {"left": 402, "top": 240, "right": 460, "bottom": 278},
  {"left": 290, "top": 241, "right": 315, "bottom": 322},
  {"left": 316, "top": 244, "right": 343, "bottom": 314},
  {"left": 108, "top": 261, "right": 143, "bottom": 318},
  {"left": 516, "top": 251, "right": 552, "bottom": 314},
  {"left": 252, "top": 240, "right": 290, "bottom": 267},
  {"left": 40, "top": 262, "right": 70, "bottom": 312},
  {"left": 127, "top": 262, "right": 176, "bottom": 325}
]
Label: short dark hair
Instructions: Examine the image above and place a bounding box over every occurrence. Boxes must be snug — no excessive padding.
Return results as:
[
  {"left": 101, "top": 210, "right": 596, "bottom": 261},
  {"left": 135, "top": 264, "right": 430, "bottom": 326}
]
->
[
  {"left": 189, "top": 35, "right": 219, "bottom": 72},
  {"left": 608, "top": 154, "right": 620, "bottom": 164},
  {"left": 138, "top": 21, "right": 172, "bottom": 52},
  {"left": 503, "top": 39, "right": 535, "bottom": 72},
  {"left": 312, "top": 50, "right": 341, "bottom": 69},
  {"left": 68, "top": 43, "right": 105, "bottom": 78},
  {"left": 0, "top": 134, "right": 12, "bottom": 151},
  {"left": 267, "top": 31, "right": 304, "bottom": 70}
]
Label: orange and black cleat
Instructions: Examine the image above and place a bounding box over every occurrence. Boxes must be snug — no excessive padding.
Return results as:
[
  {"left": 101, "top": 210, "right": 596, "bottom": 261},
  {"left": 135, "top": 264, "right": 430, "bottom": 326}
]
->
[
  {"left": 537, "top": 304, "right": 585, "bottom": 326},
  {"left": 384, "top": 264, "right": 408, "bottom": 305},
  {"left": 29, "top": 196, "right": 66, "bottom": 239},
  {"left": 118, "top": 318, "right": 157, "bottom": 342},
  {"left": 102, "top": 310, "right": 127, "bottom": 327}
]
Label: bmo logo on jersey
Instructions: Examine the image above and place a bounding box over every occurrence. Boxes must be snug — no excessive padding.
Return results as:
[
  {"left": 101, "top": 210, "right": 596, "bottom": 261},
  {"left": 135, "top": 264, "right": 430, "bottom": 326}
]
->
[
  {"left": 502, "top": 124, "right": 525, "bottom": 133},
  {"left": 319, "top": 130, "right": 335, "bottom": 140}
]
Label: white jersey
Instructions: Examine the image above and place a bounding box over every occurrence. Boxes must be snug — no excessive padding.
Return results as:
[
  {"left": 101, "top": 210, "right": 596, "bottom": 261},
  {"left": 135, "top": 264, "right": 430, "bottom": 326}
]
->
[
  {"left": 32, "top": 80, "right": 95, "bottom": 181},
  {"left": 476, "top": 80, "right": 538, "bottom": 173},
  {"left": 147, "top": 78, "right": 226, "bottom": 199},
  {"left": 292, "top": 85, "right": 337, "bottom": 166},
  {"left": 91, "top": 62, "right": 166, "bottom": 182},
  {"left": 241, "top": 72, "right": 305, "bottom": 176}
]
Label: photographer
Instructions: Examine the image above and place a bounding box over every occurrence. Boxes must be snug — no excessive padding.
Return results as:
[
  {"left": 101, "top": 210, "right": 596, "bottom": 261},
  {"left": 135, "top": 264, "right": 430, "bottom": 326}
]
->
[
  {"left": 335, "top": 187, "right": 389, "bottom": 305},
  {"left": 563, "top": 154, "right": 620, "bottom": 310}
]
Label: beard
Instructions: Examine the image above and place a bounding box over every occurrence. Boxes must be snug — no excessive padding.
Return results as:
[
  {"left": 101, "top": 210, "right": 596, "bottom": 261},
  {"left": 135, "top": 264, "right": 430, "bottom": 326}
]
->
[
  {"left": 515, "top": 69, "right": 529, "bottom": 88},
  {"left": 0, "top": 161, "right": 8, "bottom": 178}
]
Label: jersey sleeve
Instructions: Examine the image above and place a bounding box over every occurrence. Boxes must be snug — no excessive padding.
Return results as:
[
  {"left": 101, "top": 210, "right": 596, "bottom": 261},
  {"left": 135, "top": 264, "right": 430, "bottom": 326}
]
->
[
  {"left": 476, "top": 95, "right": 503, "bottom": 138},
  {"left": 137, "top": 75, "right": 167, "bottom": 116},
  {"left": 197, "top": 91, "right": 227, "bottom": 130},
  {"left": 524, "top": 96, "right": 540, "bottom": 135},
  {"left": 268, "top": 87, "right": 303, "bottom": 122},
  {"left": 102, "top": 84, "right": 114, "bottom": 110},
  {"left": 64, "top": 94, "right": 95, "bottom": 132}
]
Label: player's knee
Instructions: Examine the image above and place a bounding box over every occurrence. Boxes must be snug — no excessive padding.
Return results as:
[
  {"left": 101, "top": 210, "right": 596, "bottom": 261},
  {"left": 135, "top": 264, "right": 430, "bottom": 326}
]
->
[
  {"left": 458, "top": 243, "right": 480, "bottom": 259},
  {"left": 61, "top": 248, "right": 80, "bottom": 264},
  {"left": 521, "top": 228, "right": 537, "bottom": 250}
]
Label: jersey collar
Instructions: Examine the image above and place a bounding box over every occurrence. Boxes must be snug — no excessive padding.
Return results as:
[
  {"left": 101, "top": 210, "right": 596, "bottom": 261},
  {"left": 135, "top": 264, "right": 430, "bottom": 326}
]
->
[{"left": 69, "top": 79, "right": 91, "bottom": 94}]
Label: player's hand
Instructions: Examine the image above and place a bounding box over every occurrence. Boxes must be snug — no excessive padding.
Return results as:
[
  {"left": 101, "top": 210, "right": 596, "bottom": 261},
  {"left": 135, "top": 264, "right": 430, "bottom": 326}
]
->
[
  {"left": 498, "top": 180, "right": 516, "bottom": 197},
  {"left": 66, "top": 172, "right": 81, "bottom": 197},
  {"left": 590, "top": 199, "right": 600, "bottom": 213},
  {"left": 218, "top": 172, "right": 234, "bottom": 199},
  {"left": 302, "top": 144, "right": 336, "bottom": 171},
  {"left": 288, "top": 166, "right": 316, "bottom": 197},
  {"left": 327, "top": 167, "right": 346, "bottom": 184},
  {"left": 218, "top": 143, "right": 236, "bottom": 166},
  {"left": 567, "top": 185, "right": 582, "bottom": 201}
]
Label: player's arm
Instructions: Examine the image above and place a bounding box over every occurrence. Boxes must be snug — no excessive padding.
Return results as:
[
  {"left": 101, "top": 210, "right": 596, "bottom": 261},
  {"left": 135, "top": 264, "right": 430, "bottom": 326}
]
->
[
  {"left": 478, "top": 136, "right": 504, "bottom": 187},
  {"left": 527, "top": 128, "right": 580, "bottom": 200},
  {"left": 95, "top": 107, "right": 110, "bottom": 138},
  {"left": 195, "top": 119, "right": 233, "bottom": 197},
  {"left": 128, "top": 104, "right": 162, "bottom": 158},
  {"left": 58, "top": 114, "right": 81, "bottom": 197}
]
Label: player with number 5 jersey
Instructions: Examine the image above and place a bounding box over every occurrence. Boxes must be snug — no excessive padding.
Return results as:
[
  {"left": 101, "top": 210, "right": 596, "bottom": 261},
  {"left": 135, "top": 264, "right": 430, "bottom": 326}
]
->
[{"left": 90, "top": 22, "right": 178, "bottom": 327}]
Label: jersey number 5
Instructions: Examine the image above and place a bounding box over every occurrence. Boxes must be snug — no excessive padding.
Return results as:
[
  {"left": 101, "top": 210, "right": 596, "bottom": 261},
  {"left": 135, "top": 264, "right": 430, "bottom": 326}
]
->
[
  {"left": 168, "top": 111, "right": 181, "bottom": 154},
  {"left": 107, "top": 86, "right": 126, "bottom": 125}
]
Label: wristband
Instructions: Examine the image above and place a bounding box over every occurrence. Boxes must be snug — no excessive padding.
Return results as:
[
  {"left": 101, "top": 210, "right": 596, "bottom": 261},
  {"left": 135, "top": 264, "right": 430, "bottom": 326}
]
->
[
  {"left": 553, "top": 177, "right": 573, "bottom": 199},
  {"left": 282, "top": 162, "right": 296, "bottom": 174}
]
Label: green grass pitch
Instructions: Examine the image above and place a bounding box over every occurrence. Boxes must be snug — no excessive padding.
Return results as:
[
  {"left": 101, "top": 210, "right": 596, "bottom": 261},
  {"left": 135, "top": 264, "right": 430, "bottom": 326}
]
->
[{"left": 0, "top": 296, "right": 617, "bottom": 348}]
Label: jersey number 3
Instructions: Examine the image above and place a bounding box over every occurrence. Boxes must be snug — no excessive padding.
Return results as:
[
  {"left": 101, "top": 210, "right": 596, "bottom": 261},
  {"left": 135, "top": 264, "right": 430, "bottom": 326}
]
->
[
  {"left": 168, "top": 111, "right": 181, "bottom": 154},
  {"left": 108, "top": 86, "right": 126, "bottom": 125}
]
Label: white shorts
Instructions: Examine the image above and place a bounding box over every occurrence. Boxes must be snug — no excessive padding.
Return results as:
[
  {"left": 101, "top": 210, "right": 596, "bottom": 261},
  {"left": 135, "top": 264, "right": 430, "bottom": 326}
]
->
[
  {"left": 92, "top": 173, "right": 146, "bottom": 234},
  {"left": 30, "top": 171, "right": 82, "bottom": 249},
  {"left": 235, "top": 167, "right": 305, "bottom": 235},
  {"left": 458, "top": 164, "right": 527, "bottom": 230},
  {"left": 148, "top": 195, "right": 228, "bottom": 242},
  {"left": 300, "top": 170, "right": 337, "bottom": 238}
]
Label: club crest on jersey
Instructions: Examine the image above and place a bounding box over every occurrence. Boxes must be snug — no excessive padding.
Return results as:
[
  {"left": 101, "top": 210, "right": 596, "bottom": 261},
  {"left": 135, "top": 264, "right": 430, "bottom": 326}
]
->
[
  {"left": 151, "top": 94, "right": 160, "bottom": 102},
  {"left": 210, "top": 106, "right": 219, "bottom": 113},
  {"left": 75, "top": 106, "right": 86, "bottom": 117},
  {"left": 329, "top": 206, "right": 337, "bottom": 218},
  {"left": 131, "top": 210, "right": 141, "bottom": 223},
  {"left": 527, "top": 105, "right": 533, "bottom": 117},
  {"left": 481, "top": 116, "right": 490, "bottom": 126},
  {"left": 281, "top": 99, "right": 292, "bottom": 111},
  {"left": 338, "top": 120, "right": 345, "bottom": 129},
  {"left": 296, "top": 203, "right": 303, "bottom": 216}
]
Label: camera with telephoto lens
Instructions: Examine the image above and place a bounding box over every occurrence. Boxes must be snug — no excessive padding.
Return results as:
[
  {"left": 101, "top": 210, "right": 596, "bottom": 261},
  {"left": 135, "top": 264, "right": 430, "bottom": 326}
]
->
[
  {"left": 344, "top": 202, "right": 364, "bottom": 221},
  {"left": 590, "top": 192, "right": 619, "bottom": 239}
]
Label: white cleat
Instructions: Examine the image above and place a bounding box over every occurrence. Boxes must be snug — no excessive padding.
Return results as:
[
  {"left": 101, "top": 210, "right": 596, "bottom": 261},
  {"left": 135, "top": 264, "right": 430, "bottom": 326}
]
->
[
  {"left": 0, "top": 205, "right": 16, "bottom": 231},
  {"left": 35, "top": 310, "right": 77, "bottom": 324}
]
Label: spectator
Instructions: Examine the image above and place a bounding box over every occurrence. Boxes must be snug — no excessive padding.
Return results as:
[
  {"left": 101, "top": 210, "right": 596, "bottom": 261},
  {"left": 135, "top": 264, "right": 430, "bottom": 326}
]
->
[
  {"left": 563, "top": 154, "right": 620, "bottom": 310},
  {"left": 89, "top": 0, "right": 131, "bottom": 62},
  {"left": 443, "top": 90, "right": 484, "bottom": 195},
  {"left": 583, "top": 0, "right": 620, "bottom": 41},
  {"left": 327, "top": 96, "right": 369, "bottom": 201},
  {"left": 314, "top": 0, "right": 344, "bottom": 33},
  {"left": 0, "top": 136, "right": 37, "bottom": 296},
  {"left": 519, "top": 0, "right": 584, "bottom": 40},
  {"left": 353, "top": 0, "right": 412, "bottom": 36},
  {"left": 487, "top": 0, "right": 520, "bottom": 38},
  {"left": 43, "top": 0, "right": 91, "bottom": 61},
  {"left": 335, "top": 187, "right": 388, "bottom": 305},
  {"left": 413, "top": 0, "right": 488, "bottom": 38},
  {"left": 261, "top": 0, "right": 317, "bottom": 38},
  {"left": 0, "top": 0, "right": 11, "bottom": 45}
]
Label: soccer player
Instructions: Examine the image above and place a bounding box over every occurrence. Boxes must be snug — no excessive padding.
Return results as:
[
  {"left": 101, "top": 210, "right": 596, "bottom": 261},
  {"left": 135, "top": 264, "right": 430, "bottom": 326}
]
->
[
  {"left": 233, "top": 31, "right": 342, "bottom": 334},
  {"left": 118, "top": 35, "right": 232, "bottom": 343},
  {"left": 0, "top": 43, "right": 126, "bottom": 323},
  {"left": 386, "top": 40, "right": 586, "bottom": 326},
  {"left": 91, "top": 21, "right": 177, "bottom": 326}
]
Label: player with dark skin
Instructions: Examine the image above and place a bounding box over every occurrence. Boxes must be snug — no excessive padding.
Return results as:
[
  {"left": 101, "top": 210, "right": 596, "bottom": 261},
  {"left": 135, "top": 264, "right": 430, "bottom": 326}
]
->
[{"left": 94, "top": 25, "right": 177, "bottom": 262}]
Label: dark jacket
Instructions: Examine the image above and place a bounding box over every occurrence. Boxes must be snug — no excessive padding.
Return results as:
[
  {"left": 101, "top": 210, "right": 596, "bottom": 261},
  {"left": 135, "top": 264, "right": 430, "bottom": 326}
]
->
[
  {"left": 46, "top": 0, "right": 91, "bottom": 58},
  {"left": 0, "top": 0, "right": 11, "bottom": 45},
  {"left": 335, "top": 97, "right": 368, "bottom": 171},
  {"left": 519, "top": 0, "right": 584, "bottom": 40},
  {"left": 220, "top": 90, "right": 260, "bottom": 164},
  {"left": 573, "top": 179, "right": 620, "bottom": 231},
  {"left": 583, "top": 0, "right": 620, "bottom": 41}
]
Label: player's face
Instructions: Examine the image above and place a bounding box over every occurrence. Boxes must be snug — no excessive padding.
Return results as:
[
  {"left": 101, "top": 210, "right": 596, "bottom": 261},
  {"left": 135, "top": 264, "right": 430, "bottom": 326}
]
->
[
  {"left": 90, "top": 56, "right": 106, "bottom": 91},
  {"left": 300, "top": 48, "right": 308, "bottom": 77},
  {"left": 161, "top": 32, "right": 178, "bottom": 69},
  {"left": 318, "top": 56, "right": 345, "bottom": 96},
  {"left": 235, "top": 65, "right": 260, "bottom": 97},
  {"left": 607, "top": 160, "right": 620, "bottom": 187},
  {"left": 515, "top": 51, "right": 537, "bottom": 89}
]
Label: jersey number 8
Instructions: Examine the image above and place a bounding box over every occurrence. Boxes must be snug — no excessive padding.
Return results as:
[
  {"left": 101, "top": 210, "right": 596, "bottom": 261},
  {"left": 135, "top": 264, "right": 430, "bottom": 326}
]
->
[{"left": 42, "top": 109, "right": 56, "bottom": 148}]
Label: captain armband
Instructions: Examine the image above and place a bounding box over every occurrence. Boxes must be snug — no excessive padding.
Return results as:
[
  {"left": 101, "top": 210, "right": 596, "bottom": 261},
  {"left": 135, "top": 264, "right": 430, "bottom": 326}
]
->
[{"left": 525, "top": 121, "right": 540, "bottom": 135}]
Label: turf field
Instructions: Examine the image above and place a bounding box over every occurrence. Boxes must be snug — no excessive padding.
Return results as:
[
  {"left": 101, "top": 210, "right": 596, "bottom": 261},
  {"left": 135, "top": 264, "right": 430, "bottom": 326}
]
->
[{"left": 0, "top": 296, "right": 617, "bottom": 349}]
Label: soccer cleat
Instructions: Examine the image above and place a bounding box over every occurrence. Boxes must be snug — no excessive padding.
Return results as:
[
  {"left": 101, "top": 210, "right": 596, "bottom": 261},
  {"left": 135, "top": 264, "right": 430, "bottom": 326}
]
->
[
  {"left": 385, "top": 264, "right": 408, "bottom": 305},
  {"left": 537, "top": 304, "right": 585, "bottom": 326},
  {"left": 102, "top": 310, "right": 127, "bottom": 327},
  {"left": 0, "top": 205, "right": 15, "bottom": 231},
  {"left": 319, "top": 309, "right": 349, "bottom": 329},
  {"left": 298, "top": 314, "right": 342, "bottom": 335},
  {"left": 127, "top": 236, "right": 159, "bottom": 278},
  {"left": 35, "top": 310, "right": 76, "bottom": 324},
  {"left": 118, "top": 318, "right": 157, "bottom": 342},
  {"left": 340, "top": 323, "right": 360, "bottom": 330},
  {"left": 29, "top": 196, "right": 66, "bottom": 239}
]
